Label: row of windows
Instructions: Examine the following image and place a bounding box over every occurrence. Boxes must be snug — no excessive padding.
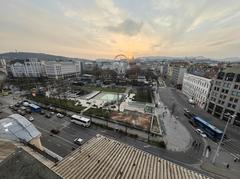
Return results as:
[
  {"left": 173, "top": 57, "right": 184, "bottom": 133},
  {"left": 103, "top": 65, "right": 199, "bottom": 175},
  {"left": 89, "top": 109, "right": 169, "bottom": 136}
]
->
[
  {"left": 230, "top": 97, "right": 238, "bottom": 103},
  {"left": 227, "top": 103, "right": 237, "bottom": 109},
  {"left": 232, "top": 91, "right": 240, "bottom": 97},
  {"left": 217, "top": 72, "right": 240, "bottom": 82}
]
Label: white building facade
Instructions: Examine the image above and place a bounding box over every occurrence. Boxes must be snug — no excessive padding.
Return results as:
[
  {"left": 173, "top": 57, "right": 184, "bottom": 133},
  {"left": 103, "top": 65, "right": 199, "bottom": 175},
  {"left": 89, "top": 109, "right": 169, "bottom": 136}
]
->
[
  {"left": 182, "top": 73, "right": 212, "bottom": 109},
  {"left": 11, "top": 59, "right": 82, "bottom": 79},
  {"left": 44, "top": 61, "right": 82, "bottom": 79}
]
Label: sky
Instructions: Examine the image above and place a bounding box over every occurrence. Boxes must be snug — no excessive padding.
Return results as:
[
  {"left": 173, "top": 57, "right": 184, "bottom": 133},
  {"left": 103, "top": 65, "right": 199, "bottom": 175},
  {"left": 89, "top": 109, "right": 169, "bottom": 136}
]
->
[{"left": 0, "top": 0, "right": 240, "bottom": 59}]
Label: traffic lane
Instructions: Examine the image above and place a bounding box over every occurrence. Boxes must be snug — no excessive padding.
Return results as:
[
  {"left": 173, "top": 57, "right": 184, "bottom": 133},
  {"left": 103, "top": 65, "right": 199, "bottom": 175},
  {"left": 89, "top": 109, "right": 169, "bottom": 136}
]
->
[
  {"left": 57, "top": 123, "right": 98, "bottom": 144},
  {"left": 39, "top": 127, "right": 77, "bottom": 157}
]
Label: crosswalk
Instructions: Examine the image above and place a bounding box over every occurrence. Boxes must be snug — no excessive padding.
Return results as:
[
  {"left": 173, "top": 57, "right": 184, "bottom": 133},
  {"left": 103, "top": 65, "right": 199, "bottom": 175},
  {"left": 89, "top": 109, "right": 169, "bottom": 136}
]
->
[{"left": 222, "top": 139, "right": 240, "bottom": 157}]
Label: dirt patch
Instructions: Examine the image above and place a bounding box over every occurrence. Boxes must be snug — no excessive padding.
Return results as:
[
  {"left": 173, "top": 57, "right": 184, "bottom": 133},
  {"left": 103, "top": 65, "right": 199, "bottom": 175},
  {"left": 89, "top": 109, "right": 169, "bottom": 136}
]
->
[{"left": 111, "top": 111, "right": 151, "bottom": 129}]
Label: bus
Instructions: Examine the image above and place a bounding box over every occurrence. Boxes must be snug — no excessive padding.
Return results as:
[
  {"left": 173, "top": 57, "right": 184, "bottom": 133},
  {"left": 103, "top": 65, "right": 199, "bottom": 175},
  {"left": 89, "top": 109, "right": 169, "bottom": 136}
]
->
[
  {"left": 192, "top": 116, "right": 223, "bottom": 141},
  {"left": 71, "top": 115, "right": 91, "bottom": 127}
]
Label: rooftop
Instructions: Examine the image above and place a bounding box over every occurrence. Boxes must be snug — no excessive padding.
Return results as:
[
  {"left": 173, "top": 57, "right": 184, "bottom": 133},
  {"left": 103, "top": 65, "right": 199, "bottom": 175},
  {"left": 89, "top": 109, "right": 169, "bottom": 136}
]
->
[
  {"left": 0, "top": 148, "right": 61, "bottom": 179},
  {"left": 53, "top": 135, "right": 210, "bottom": 179},
  {"left": 0, "top": 114, "right": 41, "bottom": 142}
]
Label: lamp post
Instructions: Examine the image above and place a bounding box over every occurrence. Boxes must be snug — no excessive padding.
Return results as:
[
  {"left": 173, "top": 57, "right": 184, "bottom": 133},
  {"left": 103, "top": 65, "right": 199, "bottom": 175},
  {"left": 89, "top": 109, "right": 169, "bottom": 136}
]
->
[{"left": 212, "top": 113, "right": 236, "bottom": 164}]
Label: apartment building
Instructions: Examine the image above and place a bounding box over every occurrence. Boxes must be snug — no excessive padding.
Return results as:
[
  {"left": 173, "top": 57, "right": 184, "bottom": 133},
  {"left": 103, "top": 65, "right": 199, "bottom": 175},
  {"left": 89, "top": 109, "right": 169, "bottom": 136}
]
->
[
  {"left": 172, "top": 65, "right": 187, "bottom": 86},
  {"left": 206, "top": 65, "right": 240, "bottom": 126},
  {"left": 10, "top": 59, "right": 82, "bottom": 79},
  {"left": 182, "top": 73, "right": 212, "bottom": 109}
]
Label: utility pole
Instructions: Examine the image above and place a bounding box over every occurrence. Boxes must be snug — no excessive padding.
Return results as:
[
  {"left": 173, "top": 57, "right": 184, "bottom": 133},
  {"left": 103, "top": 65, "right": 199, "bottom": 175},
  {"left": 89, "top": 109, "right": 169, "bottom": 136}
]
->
[{"left": 212, "top": 113, "right": 236, "bottom": 164}]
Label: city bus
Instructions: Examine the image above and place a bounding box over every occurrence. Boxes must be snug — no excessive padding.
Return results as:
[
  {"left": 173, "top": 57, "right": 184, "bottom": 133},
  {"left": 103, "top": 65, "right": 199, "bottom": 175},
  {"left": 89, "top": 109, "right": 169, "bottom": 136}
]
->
[
  {"left": 192, "top": 116, "right": 223, "bottom": 141},
  {"left": 70, "top": 115, "right": 91, "bottom": 127}
]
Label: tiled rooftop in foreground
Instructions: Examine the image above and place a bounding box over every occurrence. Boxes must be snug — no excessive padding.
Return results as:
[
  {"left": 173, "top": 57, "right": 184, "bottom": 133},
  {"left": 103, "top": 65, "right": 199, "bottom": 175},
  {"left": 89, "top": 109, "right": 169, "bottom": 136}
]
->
[{"left": 53, "top": 135, "right": 210, "bottom": 179}]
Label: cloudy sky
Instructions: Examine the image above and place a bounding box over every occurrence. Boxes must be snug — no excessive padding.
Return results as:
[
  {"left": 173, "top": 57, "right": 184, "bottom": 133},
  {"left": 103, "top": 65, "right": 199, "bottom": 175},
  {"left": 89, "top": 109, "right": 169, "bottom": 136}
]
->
[{"left": 0, "top": 0, "right": 240, "bottom": 59}]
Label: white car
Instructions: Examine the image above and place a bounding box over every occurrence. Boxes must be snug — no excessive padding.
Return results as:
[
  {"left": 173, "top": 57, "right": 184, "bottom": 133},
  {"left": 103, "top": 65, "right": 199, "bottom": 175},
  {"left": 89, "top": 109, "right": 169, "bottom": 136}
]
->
[
  {"left": 74, "top": 137, "right": 84, "bottom": 145},
  {"left": 196, "top": 129, "right": 207, "bottom": 138},
  {"left": 29, "top": 116, "right": 34, "bottom": 122},
  {"left": 56, "top": 113, "right": 64, "bottom": 118}
]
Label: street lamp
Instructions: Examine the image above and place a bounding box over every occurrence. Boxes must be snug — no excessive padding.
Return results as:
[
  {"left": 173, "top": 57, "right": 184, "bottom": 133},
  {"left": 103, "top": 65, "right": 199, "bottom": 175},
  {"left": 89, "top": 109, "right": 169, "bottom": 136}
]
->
[{"left": 212, "top": 113, "right": 236, "bottom": 164}]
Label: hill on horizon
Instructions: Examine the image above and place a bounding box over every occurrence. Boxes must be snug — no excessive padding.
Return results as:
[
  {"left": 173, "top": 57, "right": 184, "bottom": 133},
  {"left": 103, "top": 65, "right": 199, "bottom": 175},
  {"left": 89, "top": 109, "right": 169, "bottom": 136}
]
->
[{"left": 0, "top": 52, "right": 81, "bottom": 61}]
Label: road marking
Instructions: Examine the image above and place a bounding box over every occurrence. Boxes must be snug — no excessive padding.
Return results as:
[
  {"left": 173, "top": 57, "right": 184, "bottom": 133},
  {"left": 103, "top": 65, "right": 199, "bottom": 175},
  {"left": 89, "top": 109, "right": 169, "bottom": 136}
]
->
[{"left": 36, "top": 126, "right": 74, "bottom": 145}]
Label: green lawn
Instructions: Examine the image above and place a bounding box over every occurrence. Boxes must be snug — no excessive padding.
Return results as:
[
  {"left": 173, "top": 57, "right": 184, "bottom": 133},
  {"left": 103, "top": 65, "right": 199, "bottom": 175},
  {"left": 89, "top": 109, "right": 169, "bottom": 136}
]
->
[{"left": 80, "top": 85, "right": 126, "bottom": 93}]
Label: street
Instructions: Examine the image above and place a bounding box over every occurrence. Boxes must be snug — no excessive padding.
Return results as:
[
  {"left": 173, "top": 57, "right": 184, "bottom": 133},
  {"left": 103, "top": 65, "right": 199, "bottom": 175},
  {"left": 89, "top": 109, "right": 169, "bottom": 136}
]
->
[{"left": 158, "top": 87, "right": 240, "bottom": 160}]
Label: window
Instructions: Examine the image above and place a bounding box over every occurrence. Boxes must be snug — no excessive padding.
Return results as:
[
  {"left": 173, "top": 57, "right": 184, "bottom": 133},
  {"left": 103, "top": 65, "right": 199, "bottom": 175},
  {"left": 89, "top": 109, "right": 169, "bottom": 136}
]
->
[
  {"left": 232, "top": 91, "right": 237, "bottom": 96},
  {"left": 236, "top": 74, "right": 240, "bottom": 82},
  {"left": 217, "top": 72, "right": 225, "bottom": 80},
  {"left": 225, "top": 73, "right": 235, "bottom": 81},
  {"left": 227, "top": 103, "right": 231, "bottom": 107},
  {"left": 234, "top": 84, "right": 239, "bottom": 89},
  {"left": 234, "top": 98, "right": 238, "bottom": 103},
  {"left": 230, "top": 97, "right": 234, "bottom": 102},
  {"left": 237, "top": 92, "right": 240, "bottom": 97},
  {"left": 223, "top": 82, "right": 231, "bottom": 88}
]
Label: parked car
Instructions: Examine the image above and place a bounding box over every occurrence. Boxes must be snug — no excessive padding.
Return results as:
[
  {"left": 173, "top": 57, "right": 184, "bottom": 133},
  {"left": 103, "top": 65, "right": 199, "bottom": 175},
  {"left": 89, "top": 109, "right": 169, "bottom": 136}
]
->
[
  {"left": 40, "top": 110, "right": 45, "bottom": 115},
  {"left": 17, "top": 110, "right": 26, "bottom": 116},
  {"left": 15, "top": 103, "right": 20, "bottom": 107},
  {"left": 50, "top": 129, "right": 60, "bottom": 134},
  {"left": 9, "top": 105, "right": 14, "bottom": 109},
  {"left": 45, "top": 113, "right": 51, "bottom": 118},
  {"left": 22, "top": 102, "right": 30, "bottom": 107},
  {"left": 196, "top": 128, "right": 207, "bottom": 138},
  {"left": 57, "top": 113, "right": 64, "bottom": 118},
  {"left": 74, "top": 137, "right": 84, "bottom": 145},
  {"left": 50, "top": 111, "right": 55, "bottom": 115},
  {"left": 25, "top": 108, "right": 32, "bottom": 114}
]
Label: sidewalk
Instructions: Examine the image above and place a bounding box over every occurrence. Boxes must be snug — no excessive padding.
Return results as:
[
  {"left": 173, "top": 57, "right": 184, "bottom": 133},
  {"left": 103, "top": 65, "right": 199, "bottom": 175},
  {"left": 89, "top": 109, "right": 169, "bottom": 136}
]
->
[
  {"left": 156, "top": 102, "right": 192, "bottom": 151},
  {"left": 201, "top": 162, "right": 240, "bottom": 179},
  {"left": 201, "top": 139, "right": 240, "bottom": 179}
]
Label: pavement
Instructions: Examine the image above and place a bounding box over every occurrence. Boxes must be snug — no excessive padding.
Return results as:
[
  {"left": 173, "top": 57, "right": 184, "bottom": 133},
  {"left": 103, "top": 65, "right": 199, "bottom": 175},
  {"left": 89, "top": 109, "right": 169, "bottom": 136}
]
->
[{"left": 154, "top": 88, "right": 192, "bottom": 151}]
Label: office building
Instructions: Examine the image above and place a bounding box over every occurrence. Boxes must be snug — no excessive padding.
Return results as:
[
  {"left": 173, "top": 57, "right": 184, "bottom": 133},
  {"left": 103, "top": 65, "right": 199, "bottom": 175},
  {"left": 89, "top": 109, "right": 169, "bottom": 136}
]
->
[{"left": 206, "top": 65, "right": 240, "bottom": 126}]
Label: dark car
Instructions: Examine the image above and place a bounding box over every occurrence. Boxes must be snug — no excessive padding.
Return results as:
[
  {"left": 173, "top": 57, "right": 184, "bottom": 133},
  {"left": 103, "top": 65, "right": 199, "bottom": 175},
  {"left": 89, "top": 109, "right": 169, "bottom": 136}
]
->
[
  {"left": 50, "top": 129, "right": 60, "bottom": 134},
  {"left": 45, "top": 113, "right": 51, "bottom": 118},
  {"left": 25, "top": 108, "right": 32, "bottom": 114},
  {"left": 17, "top": 110, "right": 26, "bottom": 116},
  {"left": 15, "top": 103, "right": 20, "bottom": 107}
]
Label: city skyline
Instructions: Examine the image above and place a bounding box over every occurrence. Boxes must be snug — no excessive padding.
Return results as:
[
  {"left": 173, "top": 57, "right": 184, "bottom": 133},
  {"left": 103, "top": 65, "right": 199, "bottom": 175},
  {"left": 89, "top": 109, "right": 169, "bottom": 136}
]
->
[{"left": 1, "top": 0, "right": 240, "bottom": 59}]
